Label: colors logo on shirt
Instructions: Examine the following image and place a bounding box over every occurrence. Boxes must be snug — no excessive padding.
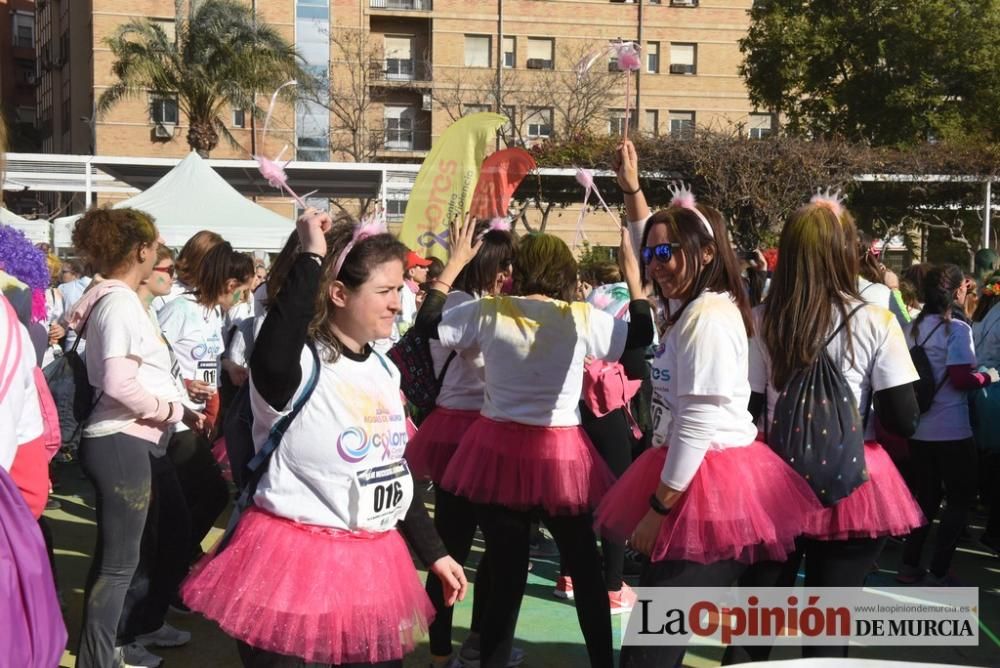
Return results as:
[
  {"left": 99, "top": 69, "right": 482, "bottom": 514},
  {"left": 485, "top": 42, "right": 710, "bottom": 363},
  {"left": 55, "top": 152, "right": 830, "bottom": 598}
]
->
[{"left": 336, "top": 426, "right": 409, "bottom": 463}]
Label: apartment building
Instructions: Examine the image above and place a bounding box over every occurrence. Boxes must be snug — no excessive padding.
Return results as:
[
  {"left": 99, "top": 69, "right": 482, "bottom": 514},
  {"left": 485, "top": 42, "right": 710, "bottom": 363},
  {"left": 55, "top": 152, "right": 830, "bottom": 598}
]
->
[
  {"left": 1, "top": 0, "right": 39, "bottom": 150},
  {"left": 25, "top": 0, "right": 762, "bottom": 239}
]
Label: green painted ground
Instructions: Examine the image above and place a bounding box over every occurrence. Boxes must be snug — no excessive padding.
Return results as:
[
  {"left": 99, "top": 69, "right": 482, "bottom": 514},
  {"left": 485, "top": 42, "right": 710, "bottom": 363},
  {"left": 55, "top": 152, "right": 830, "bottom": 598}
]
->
[{"left": 47, "top": 463, "right": 1000, "bottom": 667}]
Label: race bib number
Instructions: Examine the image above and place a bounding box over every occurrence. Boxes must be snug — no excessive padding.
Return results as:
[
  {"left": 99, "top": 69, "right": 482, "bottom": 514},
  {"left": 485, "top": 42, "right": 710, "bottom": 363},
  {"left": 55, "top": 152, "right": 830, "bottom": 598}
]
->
[
  {"left": 651, "top": 398, "right": 672, "bottom": 448},
  {"left": 197, "top": 359, "right": 220, "bottom": 387},
  {"left": 352, "top": 460, "right": 414, "bottom": 532}
]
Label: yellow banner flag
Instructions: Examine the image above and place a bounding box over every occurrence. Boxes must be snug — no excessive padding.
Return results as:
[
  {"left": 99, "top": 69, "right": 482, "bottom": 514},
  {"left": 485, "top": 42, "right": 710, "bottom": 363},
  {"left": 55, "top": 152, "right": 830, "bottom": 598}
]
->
[{"left": 399, "top": 112, "right": 507, "bottom": 260}]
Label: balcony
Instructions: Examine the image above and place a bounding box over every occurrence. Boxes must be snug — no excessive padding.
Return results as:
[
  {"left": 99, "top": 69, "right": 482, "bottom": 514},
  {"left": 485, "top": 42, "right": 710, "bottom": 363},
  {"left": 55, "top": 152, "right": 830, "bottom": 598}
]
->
[
  {"left": 376, "top": 127, "right": 431, "bottom": 154},
  {"left": 370, "top": 0, "right": 431, "bottom": 10},
  {"left": 370, "top": 59, "right": 432, "bottom": 85}
]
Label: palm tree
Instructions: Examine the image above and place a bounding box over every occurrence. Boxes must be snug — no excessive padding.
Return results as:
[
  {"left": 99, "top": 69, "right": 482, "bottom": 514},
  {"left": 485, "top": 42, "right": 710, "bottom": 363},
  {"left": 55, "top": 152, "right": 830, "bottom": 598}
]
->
[{"left": 99, "top": 0, "right": 310, "bottom": 157}]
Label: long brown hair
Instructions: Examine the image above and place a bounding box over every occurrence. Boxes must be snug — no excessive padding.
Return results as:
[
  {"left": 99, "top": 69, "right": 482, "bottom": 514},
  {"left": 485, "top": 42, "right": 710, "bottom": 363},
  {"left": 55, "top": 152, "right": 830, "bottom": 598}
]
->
[
  {"left": 454, "top": 225, "right": 515, "bottom": 296},
  {"left": 641, "top": 204, "right": 753, "bottom": 335},
  {"left": 762, "top": 203, "right": 862, "bottom": 389},
  {"left": 175, "top": 230, "right": 223, "bottom": 286},
  {"left": 309, "top": 220, "right": 407, "bottom": 362}
]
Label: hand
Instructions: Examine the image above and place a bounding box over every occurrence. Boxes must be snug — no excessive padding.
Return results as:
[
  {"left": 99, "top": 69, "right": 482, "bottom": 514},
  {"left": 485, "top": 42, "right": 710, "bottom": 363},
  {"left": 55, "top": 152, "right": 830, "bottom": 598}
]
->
[
  {"left": 883, "top": 268, "right": 900, "bottom": 290},
  {"left": 182, "top": 407, "right": 207, "bottom": 433},
  {"left": 613, "top": 140, "right": 640, "bottom": 193},
  {"left": 434, "top": 214, "right": 484, "bottom": 291},
  {"left": 49, "top": 322, "right": 66, "bottom": 342},
  {"left": 223, "top": 359, "right": 249, "bottom": 387},
  {"left": 186, "top": 379, "right": 217, "bottom": 403},
  {"left": 620, "top": 226, "right": 644, "bottom": 299},
  {"left": 430, "top": 555, "right": 468, "bottom": 607},
  {"left": 987, "top": 368, "right": 1000, "bottom": 384},
  {"left": 296, "top": 208, "right": 333, "bottom": 257},
  {"left": 630, "top": 509, "right": 666, "bottom": 557},
  {"left": 753, "top": 249, "right": 767, "bottom": 270}
]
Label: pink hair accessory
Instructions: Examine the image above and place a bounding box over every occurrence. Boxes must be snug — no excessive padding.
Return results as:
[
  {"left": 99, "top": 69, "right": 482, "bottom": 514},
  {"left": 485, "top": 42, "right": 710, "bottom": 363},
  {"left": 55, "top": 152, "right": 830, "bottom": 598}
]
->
[
  {"left": 332, "top": 210, "right": 389, "bottom": 279},
  {"left": 667, "top": 182, "right": 714, "bottom": 239},
  {"left": 809, "top": 187, "right": 846, "bottom": 219},
  {"left": 254, "top": 81, "right": 309, "bottom": 208},
  {"left": 488, "top": 217, "right": 511, "bottom": 232}
]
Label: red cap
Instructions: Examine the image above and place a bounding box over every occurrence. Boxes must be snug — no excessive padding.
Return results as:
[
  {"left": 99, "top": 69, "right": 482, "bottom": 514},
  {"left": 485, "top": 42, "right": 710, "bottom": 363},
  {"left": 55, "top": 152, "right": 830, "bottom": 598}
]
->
[{"left": 406, "top": 251, "right": 433, "bottom": 270}]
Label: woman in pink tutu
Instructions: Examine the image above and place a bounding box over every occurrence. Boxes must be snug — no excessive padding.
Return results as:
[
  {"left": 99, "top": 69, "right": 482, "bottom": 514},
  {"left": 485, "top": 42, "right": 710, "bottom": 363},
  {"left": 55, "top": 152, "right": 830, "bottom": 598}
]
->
[
  {"left": 723, "top": 194, "right": 924, "bottom": 663},
  {"left": 181, "top": 209, "right": 468, "bottom": 667},
  {"left": 593, "top": 141, "right": 823, "bottom": 668},
  {"left": 404, "top": 222, "right": 518, "bottom": 668},
  {"left": 423, "top": 221, "right": 652, "bottom": 668}
]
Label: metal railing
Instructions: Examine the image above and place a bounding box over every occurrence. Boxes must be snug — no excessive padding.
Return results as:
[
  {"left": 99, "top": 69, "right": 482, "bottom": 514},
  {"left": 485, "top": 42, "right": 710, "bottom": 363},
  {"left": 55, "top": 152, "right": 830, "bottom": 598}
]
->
[
  {"left": 370, "top": 59, "right": 432, "bottom": 82},
  {"left": 377, "top": 128, "right": 431, "bottom": 151},
  {"left": 370, "top": 0, "right": 432, "bottom": 10}
]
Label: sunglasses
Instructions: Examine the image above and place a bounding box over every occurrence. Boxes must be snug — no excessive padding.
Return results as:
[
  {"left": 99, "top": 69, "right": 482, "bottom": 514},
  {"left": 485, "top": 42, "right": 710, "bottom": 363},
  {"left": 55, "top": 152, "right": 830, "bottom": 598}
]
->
[
  {"left": 642, "top": 243, "right": 681, "bottom": 265},
  {"left": 153, "top": 265, "right": 176, "bottom": 277}
]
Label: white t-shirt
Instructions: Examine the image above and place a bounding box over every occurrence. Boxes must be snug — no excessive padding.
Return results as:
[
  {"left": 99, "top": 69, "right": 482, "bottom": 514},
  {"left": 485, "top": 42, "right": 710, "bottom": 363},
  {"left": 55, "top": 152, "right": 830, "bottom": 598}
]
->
[
  {"left": 59, "top": 276, "right": 92, "bottom": 353},
  {"left": 750, "top": 301, "right": 919, "bottom": 442},
  {"left": 0, "top": 301, "right": 44, "bottom": 470},
  {"left": 84, "top": 289, "right": 186, "bottom": 439},
  {"left": 973, "top": 303, "right": 1000, "bottom": 369},
  {"left": 905, "top": 315, "right": 977, "bottom": 441},
  {"left": 859, "top": 277, "right": 892, "bottom": 309},
  {"left": 432, "top": 291, "right": 485, "bottom": 412},
  {"left": 251, "top": 345, "right": 412, "bottom": 531},
  {"left": 650, "top": 292, "right": 758, "bottom": 484},
  {"left": 439, "top": 296, "right": 628, "bottom": 426},
  {"left": 157, "top": 293, "right": 225, "bottom": 423}
]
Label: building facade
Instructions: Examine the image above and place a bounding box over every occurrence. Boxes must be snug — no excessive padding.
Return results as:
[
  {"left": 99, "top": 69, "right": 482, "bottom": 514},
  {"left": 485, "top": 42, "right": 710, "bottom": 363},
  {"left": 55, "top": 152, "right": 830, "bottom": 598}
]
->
[{"left": 26, "top": 0, "right": 763, "bottom": 242}]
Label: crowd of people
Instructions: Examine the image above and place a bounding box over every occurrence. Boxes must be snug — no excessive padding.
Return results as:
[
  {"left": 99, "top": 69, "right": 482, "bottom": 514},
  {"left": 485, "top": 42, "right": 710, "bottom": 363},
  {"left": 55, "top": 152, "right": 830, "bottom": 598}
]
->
[{"left": 2, "top": 136, "right": 1000, "bottom": 668}]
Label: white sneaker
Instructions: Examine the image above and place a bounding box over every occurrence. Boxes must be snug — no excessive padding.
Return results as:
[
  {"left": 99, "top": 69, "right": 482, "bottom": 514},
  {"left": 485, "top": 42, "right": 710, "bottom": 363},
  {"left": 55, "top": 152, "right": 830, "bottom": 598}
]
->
[
  {"left": 134, "top": 622, "right": 192, "bottom": 648},
  {"left": 118, "top": 642, "right": 163, "bottom": 668}
]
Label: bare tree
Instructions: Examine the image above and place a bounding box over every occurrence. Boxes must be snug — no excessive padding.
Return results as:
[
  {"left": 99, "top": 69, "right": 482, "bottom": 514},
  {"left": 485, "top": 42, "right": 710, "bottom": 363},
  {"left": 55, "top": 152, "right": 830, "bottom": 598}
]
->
[
  {"left": 326, "top": 27, "right": 385, "bottom": 163},
  {"left": 528, "top": 42, "right": 621, "bottom": 139},
  {"left": 431, "top": 66, "right": 529, "bottom": 146}
]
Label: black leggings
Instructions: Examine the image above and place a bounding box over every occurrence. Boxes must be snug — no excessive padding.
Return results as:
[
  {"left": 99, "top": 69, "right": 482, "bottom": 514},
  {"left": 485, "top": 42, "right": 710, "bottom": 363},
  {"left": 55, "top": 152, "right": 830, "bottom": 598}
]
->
[
  {"left": 561, "top": 405, "right": 635, "bottom": 591},
  {"left": 78, "top": 432, "right": 155, "bottom": 668},
  {"left": 622, "top": 557, "right": 784, "bottom": 668},
  {"left": 167, "top": 428, "right": 230, "bottom": 560},
  {"left": 902, "top": 437, "right": 977, "bottom": 577},
  {"left": 426, "top": 487, "right": 488, "bottom": 657},
  {"left": 475, "top": 503, "right": 612, "bottom": 668},
  {"left": 117, "top": 452, "right": 191, "bottom": 643},
  {"left": 721, "top": 536, "right": 886, "bottom": 663},
  {"left": 236, "top": 640, "right": 401, "bottom": 668}
]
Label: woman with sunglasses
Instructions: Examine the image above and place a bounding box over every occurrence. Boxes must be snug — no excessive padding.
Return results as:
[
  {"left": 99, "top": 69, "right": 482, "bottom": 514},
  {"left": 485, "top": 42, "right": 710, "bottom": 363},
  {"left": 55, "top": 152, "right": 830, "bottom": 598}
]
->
[{"left": 595, "top": 142, "right": 821, "bottom": 668}]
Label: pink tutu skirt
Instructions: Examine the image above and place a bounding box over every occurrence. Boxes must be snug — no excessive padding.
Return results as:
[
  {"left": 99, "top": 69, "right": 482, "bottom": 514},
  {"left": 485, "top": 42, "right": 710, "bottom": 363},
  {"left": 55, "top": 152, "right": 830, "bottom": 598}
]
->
[
  {"left": 595, "top": 442, "right": 823, "bottom": 564},
  {"left": 440, "top": 416, "right": 616, "bottom": 516},
  {"left": 181, "top": 507, "right": 434, "bottom": 665},
  {"left": 803, "top": 442, "right": 925, "bottom": 541},
  {"left": 405, "top": 407, "right": 480, "bottom": 483}
]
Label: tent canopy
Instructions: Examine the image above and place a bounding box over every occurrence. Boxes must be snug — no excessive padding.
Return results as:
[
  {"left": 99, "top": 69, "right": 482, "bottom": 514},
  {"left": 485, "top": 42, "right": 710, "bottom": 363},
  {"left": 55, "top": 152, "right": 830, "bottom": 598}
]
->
[
  {"left": 1, "top": 208, "right": 50, "bottom": 245},
  {"left": 54, "top": 151, "right": 295, "bottom": 252}
]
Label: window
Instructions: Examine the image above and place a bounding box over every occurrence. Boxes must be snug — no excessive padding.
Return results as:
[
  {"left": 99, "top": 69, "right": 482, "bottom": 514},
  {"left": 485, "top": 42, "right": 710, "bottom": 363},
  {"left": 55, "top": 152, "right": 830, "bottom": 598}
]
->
[
  {"left": 748, "top": 113, "right": 774, "bottom": 139},
  {"left": 465, "top": 35, "right": 491, "bottom": 68},
  {"left": 670, "top": 0, "right": 698, "bottom": 6},
  {"left": 386, "top": 198, "right": 407, "bottom": 220},
  {"left": 151, "top": 95, "right": 179, "bottom": 125},
  {"left": 152, "top": 18, "right": 176, "bottom": 43},
  {"left": 384, "top": 35, "right": 415, "bottom": 80},
  {"left": 644, "top": 109, "right": 659, "bottom": 136},
  {"left": 646, "top": 42, "right": 660, "bottom": 74},
  {"left": 233, "top": 109, "right": 246, "bottom": 128},
  {"left": 503, "top": 36, "right": 516, "bottom": 69},
  {"left": 608, "top": 109, "right": 635, "bottom": 136},
  {"left": 463, "top": 103, "right": 491, "bottom": 116},
  {"left": 669, "top": 43, "right": 696, "bottom": 75},
  {"left": 384, "top": 105, "right": 416, "bottom": 150},
  {"left": 12, "top": 12, "right": 34, "bottom": 49},
  {"left": 526, "top": 38, "right": 554, "bottom": 70},
  {"left": 14, "top": 58, "right": 34, "bottom": 86},
  {"left": 669, "top": 111, "right": 695, "bottom": 139},
  {"left": 525, "top": 107, "right": 552, "bottom": 139}
]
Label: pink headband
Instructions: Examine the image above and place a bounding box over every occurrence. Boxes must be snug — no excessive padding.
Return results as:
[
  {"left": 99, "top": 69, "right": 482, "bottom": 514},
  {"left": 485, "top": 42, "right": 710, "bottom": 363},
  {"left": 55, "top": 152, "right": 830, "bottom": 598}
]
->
[
  {"left": 668, "top": 183, "right": 714, "bottom": 239},
  {"left": 809, "top": 187, "right": 846, "bottom": 219},
  {"left": 332, "top": 212, "right": 389, "bottom": 279}
]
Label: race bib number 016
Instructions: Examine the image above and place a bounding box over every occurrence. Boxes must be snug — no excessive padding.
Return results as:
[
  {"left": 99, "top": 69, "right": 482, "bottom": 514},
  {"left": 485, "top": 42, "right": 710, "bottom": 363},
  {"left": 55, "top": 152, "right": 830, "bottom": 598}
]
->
[
  {"left": 353, "top": 460, "right": 413, "bottom": 532},
  {"left": 197, "top": 359, "right": 220, "bottom": 387}
]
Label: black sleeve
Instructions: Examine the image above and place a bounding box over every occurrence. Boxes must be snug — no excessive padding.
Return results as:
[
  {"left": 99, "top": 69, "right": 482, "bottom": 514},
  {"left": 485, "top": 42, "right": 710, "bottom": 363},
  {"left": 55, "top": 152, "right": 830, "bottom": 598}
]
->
[
  {"left": 411, "top": 289, "right": 448, "bottom": 340},
  {"left": 873, "top": 384, "right": 920, "bottom": 438},
  {"left": 748, "top": 391, "right": 765, "bottom": 423},
  {"left": 249, "top": 254, "right": 322, "bottom": 411},
  {"left": 398, "top": 494, "right": 448, "bottom": 566},
  {"left": 620, "top": 300, "right": 654, "bottom": 355}
]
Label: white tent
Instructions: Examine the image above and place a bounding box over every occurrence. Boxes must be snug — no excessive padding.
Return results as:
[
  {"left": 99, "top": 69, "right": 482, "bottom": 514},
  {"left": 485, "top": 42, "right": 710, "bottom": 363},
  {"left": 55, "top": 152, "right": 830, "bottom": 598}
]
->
[
  {"left": 1, "top": 208, "right": 50, "bottom": 245},
  {"left": 53, "top": 151, "right": 295, "bottom": 252}
]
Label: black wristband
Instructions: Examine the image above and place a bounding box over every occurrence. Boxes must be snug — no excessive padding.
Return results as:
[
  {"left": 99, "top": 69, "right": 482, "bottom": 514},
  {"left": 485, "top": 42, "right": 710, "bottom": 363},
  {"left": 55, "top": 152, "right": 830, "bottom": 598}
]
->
[
  {"left": 648, "top": 493, "right": 671, "bottom": 516},
  {"left": 621, "top": 184, "right": 642, "bottom": 195},
  {"left": 301, "top": 252, "right": 324, "bottom": 265}
]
